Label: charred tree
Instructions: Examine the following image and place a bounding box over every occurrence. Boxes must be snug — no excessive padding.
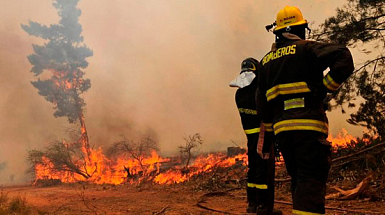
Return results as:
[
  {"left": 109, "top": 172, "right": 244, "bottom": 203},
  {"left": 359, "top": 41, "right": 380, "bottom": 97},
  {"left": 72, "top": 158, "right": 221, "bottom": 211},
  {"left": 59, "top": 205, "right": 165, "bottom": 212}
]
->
[
  {"left": 28, "top": 141, "right": 94, "bottom": 180},
  {"left": 27, "top": 137, "right": 98, "bottom": 182},
  {"left": 107, "top": 136, "right": 159, "bottom": 178},
  {"left": 22, "top": 0, "right": 92, "bottom": 152},
  {"left": 179, "top": 133, "right": 203, "bottom": 169}
]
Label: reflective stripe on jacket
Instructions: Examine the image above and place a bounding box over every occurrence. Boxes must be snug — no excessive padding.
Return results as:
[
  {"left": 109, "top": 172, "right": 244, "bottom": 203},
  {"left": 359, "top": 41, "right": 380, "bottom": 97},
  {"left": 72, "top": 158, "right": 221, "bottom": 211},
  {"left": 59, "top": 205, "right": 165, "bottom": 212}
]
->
[
  {"left": 236, "top": 79, "right": 261, "bottom": 134},
  {"left": 257, "top": 35, "right": 354, "bottom": 135}
]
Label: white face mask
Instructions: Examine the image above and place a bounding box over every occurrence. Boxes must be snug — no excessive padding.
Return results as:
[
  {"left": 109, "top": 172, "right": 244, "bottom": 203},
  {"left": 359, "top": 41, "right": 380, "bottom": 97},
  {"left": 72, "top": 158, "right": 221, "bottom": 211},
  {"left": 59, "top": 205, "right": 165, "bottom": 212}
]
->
[{"left": 229, "top": 71, "right": 256, "bottom": 88}]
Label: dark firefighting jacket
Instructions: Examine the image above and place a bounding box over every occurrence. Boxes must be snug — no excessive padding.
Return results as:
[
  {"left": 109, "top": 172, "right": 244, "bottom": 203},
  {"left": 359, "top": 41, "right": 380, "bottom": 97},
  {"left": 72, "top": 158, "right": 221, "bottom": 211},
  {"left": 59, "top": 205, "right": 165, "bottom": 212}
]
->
[
  {"left": 236, "top": 76, "right": 273, "bottom": 160},
  {"left": 236, "top": 78, "right": 260, "bottom": 135},
  {"left": 257, "top": 35, "right": 354, "bottom": 136}
]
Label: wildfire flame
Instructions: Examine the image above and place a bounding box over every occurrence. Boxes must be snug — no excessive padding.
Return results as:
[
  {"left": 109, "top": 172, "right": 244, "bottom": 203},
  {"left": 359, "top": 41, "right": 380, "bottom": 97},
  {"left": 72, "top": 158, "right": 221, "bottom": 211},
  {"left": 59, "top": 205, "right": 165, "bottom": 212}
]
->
[
  {"left": 327, "top": 128, "right": 357, "bottom": 148},
  {"left": 34, "top": 129, "right": 360, "bottom": 185},
  {"left": 34, "top": 147, "right": 170, "bottom": 185},
  {"left": 33, "top": 141, "right": 247, "bottom": 185},
  {"left": 154, "top": 153, "right": 247, "bottom": 185}
]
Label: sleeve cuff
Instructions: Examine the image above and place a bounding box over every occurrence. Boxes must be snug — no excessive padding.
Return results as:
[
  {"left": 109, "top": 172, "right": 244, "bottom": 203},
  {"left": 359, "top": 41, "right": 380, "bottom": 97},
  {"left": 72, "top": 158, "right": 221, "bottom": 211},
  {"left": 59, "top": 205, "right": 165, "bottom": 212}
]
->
[{"left": 323, "top": 73, "right": 341, "bottom": 91}]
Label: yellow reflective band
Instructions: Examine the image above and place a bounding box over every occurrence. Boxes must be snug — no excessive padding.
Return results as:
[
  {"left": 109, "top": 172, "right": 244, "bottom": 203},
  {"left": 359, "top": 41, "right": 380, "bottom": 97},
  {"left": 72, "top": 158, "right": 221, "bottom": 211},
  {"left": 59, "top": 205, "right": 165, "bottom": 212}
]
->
[
  {"left": 238, "top": 108, "right": 257, "bottom": 115},
  {"left": 244, "top": 128, "right": 260, "bottom": 134},
  {"left": 266, "top": 82, "right": 311, "bottom": 101},
  {"left": 247, "top": 183, "right": 268, "bottom": 189},
  {"left": 292, "top": 209, "right": 324, "bottom": 215},
  {"left": 273, "top": 119, "right": 328, "bottom": 135},
  {"left": 284, "top": 97, "right": 305, "bottom": 110},
  {"left": 263, "top": 123, "right": 274, "bottom": 132},
  {"left": 323, "top": 73, "right": 340, "bottom": 91}
]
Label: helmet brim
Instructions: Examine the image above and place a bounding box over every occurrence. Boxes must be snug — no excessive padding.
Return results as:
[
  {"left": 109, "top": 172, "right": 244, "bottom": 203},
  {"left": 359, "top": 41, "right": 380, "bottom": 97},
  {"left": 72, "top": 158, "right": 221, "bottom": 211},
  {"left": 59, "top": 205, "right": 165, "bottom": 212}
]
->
[{"left": 273, "top": 20, "right": 308, "bottom": 33}]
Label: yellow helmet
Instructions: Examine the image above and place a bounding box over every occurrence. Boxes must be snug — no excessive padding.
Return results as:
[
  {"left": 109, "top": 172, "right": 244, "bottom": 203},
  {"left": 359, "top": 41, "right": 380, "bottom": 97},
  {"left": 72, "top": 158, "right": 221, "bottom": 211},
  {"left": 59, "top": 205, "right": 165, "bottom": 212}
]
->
[{"left": 274, "top": 6, "right": 308, "bottom": 33}]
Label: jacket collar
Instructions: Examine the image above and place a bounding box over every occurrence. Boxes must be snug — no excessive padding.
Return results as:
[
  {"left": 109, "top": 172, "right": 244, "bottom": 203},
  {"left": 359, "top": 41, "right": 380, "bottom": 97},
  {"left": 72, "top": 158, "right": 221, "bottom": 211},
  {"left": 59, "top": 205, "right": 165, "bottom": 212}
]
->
[
  {"left": 271, "top": 33, "right": 302, "bottom": 51},
  {"left": 282, "top": 32, "right": 302, "bottom": 40}
]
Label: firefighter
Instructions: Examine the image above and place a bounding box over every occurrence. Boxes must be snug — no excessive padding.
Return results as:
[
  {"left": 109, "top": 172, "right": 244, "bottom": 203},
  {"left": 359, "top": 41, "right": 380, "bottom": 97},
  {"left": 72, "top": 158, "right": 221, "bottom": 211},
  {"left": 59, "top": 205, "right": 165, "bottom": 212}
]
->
[
  {"left": 230, "top": 58, "right": 282, "bottom": 215},
  {"left": 256, "top": 6, "right": 354, "bottom": 215}
]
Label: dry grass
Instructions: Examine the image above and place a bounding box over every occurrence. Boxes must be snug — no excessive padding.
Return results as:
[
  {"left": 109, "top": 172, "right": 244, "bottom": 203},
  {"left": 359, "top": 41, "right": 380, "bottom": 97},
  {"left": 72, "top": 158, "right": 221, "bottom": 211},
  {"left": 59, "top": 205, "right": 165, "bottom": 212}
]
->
[{"left": 0, "top": 190, "right": 40, "bottom": 215}]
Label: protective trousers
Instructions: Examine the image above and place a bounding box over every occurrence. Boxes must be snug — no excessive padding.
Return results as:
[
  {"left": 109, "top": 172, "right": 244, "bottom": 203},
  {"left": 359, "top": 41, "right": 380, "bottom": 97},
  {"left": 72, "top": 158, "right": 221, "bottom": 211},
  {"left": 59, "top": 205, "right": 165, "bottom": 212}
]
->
[
  {"left": 247, "top": 133, "right": 275, "bottom": 214},
  {"left": 276, "top": 131, "right": 331, "bottom": 215}
]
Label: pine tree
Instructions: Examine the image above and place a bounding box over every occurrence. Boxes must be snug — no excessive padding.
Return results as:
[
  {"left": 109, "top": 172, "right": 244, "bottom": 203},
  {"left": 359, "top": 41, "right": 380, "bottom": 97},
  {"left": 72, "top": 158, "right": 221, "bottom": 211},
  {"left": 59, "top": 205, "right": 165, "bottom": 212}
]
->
[{"left": 22, "top": 0, "right": 92, "bottom": 149}]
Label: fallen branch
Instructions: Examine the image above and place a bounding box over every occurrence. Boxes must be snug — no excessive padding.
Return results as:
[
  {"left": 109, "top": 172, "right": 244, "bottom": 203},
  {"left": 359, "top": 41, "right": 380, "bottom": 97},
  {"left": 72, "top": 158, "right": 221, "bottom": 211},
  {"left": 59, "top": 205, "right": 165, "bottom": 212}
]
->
[
  {"left": 275, "top": 200, "right": 382, "bottom": 214},
  {"left": 332, "top": 141, "right": 385, "bottom": 163},
  {"left": 153, "top": 205, "right": 170, "bottom": 215},
  {"left": 326, "top": 175, "right": 372, "bottom": 200},
  {"left": 332, "top": 147, "right": 385, "bottom": 169}
]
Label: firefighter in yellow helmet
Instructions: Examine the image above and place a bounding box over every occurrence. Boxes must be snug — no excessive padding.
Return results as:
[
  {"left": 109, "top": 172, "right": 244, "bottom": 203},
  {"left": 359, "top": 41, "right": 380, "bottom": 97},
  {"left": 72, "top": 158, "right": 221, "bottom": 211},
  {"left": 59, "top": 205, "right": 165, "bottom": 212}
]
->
[
  {"left": 230, "top": 58, "right": 282, "bottom": 215},
  {"left": 257, "top": 6, "right": 354, "bottom": 215}
]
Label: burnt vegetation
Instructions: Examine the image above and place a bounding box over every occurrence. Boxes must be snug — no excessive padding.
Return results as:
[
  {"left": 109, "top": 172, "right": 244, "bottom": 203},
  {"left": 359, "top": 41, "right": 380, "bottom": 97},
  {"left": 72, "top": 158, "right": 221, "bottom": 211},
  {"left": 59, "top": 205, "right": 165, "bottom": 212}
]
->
[
  {"left": 328, "top": 136, "right": 385, "bottom": 200},
  {"left": 106, "top": 136, "right": 160, "bottom": 180},
  {"left": 179, "top": 133, "right": 203, "bottom": 169},
  {"left": 27, "top": 140, "right": 94, "bottom": 181},
  {"left": 107, "top": 136, "right": 159, "bottom": 161}
]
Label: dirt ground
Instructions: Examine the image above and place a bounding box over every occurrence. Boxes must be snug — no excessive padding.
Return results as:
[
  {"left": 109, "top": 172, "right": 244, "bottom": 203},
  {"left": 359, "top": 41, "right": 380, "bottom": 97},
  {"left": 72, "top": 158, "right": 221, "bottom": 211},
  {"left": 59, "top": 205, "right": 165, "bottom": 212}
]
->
[{"left": 1, "top": 182, "right": 385, "bottom": 215}]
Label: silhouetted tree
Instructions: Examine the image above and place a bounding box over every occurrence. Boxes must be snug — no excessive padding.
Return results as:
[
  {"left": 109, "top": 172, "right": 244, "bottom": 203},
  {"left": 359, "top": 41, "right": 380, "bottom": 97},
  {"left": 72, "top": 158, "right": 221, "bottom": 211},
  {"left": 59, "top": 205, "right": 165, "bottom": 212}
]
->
[
  {"left": 107, "top": 136, "right": 159, "bottom": 176},
  {"left": 179, "top": 133, "right": 203, "bottom": 168},
  {"left": 27, "top": 141, "right": 93, "bottom": 180},
  {"left": 312, "top": 0, "right": 385, "bottom": 137}
]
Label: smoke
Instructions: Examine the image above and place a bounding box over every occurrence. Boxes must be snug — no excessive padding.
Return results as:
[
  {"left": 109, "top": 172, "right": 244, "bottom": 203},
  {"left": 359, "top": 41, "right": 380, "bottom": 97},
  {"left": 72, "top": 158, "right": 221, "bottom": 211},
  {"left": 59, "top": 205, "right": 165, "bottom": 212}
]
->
[
  {"left": 0, "top": 28, "right": 68, "bottom": 183},
  {"left": 80, "top": 0, "right": 271, "bottom": 154},
  {"left": 0, "top": 0, "right": 359, "bottom": 183}
]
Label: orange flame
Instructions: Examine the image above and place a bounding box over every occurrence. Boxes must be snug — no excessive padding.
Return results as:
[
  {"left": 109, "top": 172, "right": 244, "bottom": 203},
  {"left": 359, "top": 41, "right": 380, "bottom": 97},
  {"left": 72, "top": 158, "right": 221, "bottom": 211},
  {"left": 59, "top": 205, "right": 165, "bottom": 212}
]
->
[
  {"left": 154, "top": 153, "right": 247, "bottom": 184},
  {"left": 327, "top": 128, "right": 357, "bottom": 148},
  {"left": 34, "top": 129, "right": 363, "bottom": 185},
  {"left": 34, "top": 144, "right": 170, "bottom": 185},
  {"left": 33, "top": 141, "right": 248, "bottom": 185}
]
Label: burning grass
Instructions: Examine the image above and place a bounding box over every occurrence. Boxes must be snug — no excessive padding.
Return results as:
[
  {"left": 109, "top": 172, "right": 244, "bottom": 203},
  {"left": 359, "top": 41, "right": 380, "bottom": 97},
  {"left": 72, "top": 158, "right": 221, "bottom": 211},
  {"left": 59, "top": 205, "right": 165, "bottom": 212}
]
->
[
  {"left": 27, "top": 134, "right": 248, "bottom": 187},
  {"left": 27, "top": 130, "right": 385, "bottom": 201},
  {"left": 30, "top": 148, "right": 247, "bottom": 187}
]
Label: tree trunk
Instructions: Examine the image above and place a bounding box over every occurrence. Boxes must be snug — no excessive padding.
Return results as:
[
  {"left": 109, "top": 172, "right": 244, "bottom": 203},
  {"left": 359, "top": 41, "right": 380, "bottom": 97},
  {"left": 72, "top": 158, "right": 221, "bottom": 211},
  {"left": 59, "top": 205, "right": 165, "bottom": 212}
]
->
[
  {"left": 72, "top": 87, "right": 91, "bottom": 157},
  {"left": 78, "top": 111, "right": 91, "bottom": 157}
]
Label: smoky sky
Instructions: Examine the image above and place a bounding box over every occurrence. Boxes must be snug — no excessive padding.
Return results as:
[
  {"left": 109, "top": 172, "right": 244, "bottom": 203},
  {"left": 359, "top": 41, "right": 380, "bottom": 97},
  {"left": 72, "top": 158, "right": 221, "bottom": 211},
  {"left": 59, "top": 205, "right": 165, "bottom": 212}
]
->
[{"left": 0, "top": 0, "right": 363, "bottom": 183}]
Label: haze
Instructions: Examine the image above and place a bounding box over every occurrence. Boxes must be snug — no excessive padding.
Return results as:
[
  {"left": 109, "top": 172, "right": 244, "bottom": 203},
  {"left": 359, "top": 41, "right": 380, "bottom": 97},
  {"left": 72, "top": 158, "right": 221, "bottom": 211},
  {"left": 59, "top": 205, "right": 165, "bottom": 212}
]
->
[{"left": 0, "top": 0, "right": 363, "bottom": 183}]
